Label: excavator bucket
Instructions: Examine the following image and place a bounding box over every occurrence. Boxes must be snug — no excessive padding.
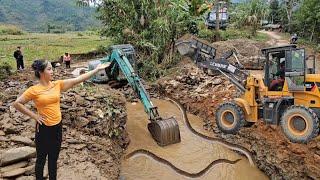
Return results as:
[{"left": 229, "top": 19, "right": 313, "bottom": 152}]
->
[{"left": 148, "top": 117, "right": 181, "bottom": 146}]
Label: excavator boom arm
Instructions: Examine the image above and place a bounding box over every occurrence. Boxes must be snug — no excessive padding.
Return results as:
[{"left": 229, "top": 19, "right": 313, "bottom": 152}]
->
[
  {"left": 100, "top": 47, "right": 181, "bottom": 146},
  {"left": 105, "top": 49, "right": 160, "bottom": 121}
]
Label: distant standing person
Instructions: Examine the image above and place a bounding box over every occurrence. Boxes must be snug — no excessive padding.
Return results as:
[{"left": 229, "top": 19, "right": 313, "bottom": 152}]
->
[
  {"left": 13, "top": 46, "right": 24, "bottom": 71},
  {"left": 63, "top": 53, "right": 71, "bottom": 69}
]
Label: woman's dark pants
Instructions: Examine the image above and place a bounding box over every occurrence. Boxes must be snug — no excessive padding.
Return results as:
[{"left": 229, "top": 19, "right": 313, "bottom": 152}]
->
[{"left": 35, "top": 122, "right": 62, "bottom": 180}]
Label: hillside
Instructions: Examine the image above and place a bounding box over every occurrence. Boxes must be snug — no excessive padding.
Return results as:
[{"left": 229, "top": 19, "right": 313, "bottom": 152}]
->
[{"left": 0, "top": 0, "right": 100, "bottom": 32}]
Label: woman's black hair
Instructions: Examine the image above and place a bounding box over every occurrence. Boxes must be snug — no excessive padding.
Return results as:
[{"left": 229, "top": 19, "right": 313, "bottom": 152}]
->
[{"left": 31, "top": 60, "right": 48, "bottom": 79}]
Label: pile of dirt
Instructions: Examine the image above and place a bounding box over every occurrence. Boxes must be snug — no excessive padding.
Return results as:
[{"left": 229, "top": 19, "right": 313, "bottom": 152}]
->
[
  {"left": 211, "top": 39, "right": 268, "bottom": 69},
  {"left": 157, "top": 59, "right": 320, "bottom": 179},
  {"left": 157, "top": 59, "right": 237, "bottom": 123},
  {"left": 0, "top": 68, "right": 129, "bottom": 179}
]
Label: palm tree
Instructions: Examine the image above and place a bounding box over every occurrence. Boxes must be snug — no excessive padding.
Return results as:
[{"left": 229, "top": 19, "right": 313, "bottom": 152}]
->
[{"left": 233, "top": 0, "right": 268, "bottom": 36}]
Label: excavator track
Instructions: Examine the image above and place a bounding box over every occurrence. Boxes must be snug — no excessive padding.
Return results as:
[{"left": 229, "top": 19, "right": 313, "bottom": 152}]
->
[
  {"left": 126, "top": 149, "right": 241, "bottom": 178},
  {"left": 166, "top": 96, "right": 255, "bottom": 166}
]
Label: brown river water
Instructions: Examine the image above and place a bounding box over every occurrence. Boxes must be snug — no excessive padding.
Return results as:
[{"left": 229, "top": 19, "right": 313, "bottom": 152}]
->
[{"left": 120, "top": 99, "right": 268, "bottom": 180}]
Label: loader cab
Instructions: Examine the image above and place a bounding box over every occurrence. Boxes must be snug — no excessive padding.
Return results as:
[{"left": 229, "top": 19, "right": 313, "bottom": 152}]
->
[{"left": 262, "top": 45, "right": 306, "bottom": 92}]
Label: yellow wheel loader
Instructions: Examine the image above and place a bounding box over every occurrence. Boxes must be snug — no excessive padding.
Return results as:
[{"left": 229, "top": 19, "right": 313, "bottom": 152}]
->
[{"left": 176, "top": 37, "right": 319, "bottom": 143}]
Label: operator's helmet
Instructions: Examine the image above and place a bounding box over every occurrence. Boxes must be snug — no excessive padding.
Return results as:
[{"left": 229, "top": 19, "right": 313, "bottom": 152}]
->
[{"left": 280, "top": 58, "right": 285, "bottom": 64}]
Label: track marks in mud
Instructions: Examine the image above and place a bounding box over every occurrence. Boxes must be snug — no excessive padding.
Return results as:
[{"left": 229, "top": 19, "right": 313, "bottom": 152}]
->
[
  {"left": 166, "top": 97, "right": 255, "bottom": 166},
  {"left": 126, "top": 149, "right": 241, "bottom": 178}
]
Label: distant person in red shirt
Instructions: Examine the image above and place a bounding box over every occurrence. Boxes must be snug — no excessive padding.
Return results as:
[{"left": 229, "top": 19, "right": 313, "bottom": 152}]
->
[{"left": 63, "top": 53, "right": 71, "bottom": 69}]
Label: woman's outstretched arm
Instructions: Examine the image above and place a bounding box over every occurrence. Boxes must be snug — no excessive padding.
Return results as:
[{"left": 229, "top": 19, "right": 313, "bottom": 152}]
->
[{"left": 61, "top": 62, "right": 111, "bottom": 92}]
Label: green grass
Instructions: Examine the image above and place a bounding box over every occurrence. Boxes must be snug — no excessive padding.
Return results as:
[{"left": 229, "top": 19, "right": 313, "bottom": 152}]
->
[
  {"left": 0, "top": 24, "right": 24, "bottom": 35},
  {"left": 0, "top": 32, "right": 112, "bottom": 68},
  {"left": 197, "top": 27, "right": 269, "bottom": 42}
]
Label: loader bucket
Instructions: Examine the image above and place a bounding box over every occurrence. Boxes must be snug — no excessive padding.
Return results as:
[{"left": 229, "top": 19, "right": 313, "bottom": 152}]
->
[
  {"left": 175, "top": 40, "right": 195, "bottom": 56},
  {"left": 148, "top": 117, "right": 181, "bottom": 146}
]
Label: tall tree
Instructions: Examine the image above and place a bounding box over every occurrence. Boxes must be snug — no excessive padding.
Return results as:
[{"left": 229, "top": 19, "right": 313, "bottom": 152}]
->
[
  {"left": 294, "top": 0, "right": 320, "bottom": 42},
  {"left": 283, "top": 0, "right": 300, "bottom": 32},
  {"left": 77, "top": 0, "right": 208, "bottom": 79},
  {"left": 269, "top": 0, "right": 280, "bottom": 23},
  {"left": 231, "top": 0, "right": 268, "bottom": 36}
]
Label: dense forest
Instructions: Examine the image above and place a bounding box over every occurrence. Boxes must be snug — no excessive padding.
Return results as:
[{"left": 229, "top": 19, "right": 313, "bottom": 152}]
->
[{"left": 0, "top": 0, "right": 100, "bottom": 32}]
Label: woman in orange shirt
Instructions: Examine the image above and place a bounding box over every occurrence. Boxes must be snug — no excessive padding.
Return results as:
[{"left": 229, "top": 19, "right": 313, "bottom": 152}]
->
[{"left": 13, "top": 59, "right": 110, "bottom": 180}]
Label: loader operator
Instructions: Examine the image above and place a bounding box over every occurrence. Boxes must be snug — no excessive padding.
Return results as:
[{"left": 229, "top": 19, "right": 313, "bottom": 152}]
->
[{"left": 270, "top": 58, "right": 285, "bottom": 91}]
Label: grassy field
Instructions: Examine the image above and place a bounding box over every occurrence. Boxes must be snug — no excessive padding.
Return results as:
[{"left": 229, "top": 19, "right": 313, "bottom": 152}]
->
[{"left": 0, "top": 32, "right": 112, "bottom": 68}]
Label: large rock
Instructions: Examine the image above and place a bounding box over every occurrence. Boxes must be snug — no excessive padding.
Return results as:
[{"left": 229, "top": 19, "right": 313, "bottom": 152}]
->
[
  {"left": 2, "top": 123, "right": 18, "bottom": 134},
  {"left": 23, "top": 164, "right": 35, "bottom": 175},
  {"left": 0, "top": 130, "right": 5, "bottom": 136},
  {"left": 1, "top": 167, "right": 26, "bottom": 178},
  {"left": 0, "top": 147, "right": 36, "bottom": 166},
  {"left": 10, "top": 136, "right": 35, "bottom": 147},
  {"left": 16, "top": 176, "right": 34, "bottom": 180},
  {"left": 0, "top": 161, "right": 28, "bottom": 173}
]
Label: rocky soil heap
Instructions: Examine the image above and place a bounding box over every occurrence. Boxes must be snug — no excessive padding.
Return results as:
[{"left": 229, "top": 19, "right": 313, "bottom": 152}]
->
[{"left": 212, "top": 39, "right": 267, "bottom": 69}]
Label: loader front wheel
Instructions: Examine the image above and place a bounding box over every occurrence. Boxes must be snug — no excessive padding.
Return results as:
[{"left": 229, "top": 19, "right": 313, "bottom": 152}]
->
[
  {"left": 216, "top": 102, "right": 246, "bottom": 134},
  {"left": 281, "top": 106, "right": 319, "bottom": 143}
]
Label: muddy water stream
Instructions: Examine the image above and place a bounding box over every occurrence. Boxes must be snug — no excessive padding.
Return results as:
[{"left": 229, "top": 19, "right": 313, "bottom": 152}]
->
[{"left": 120, "top": 99, "right": 268, "bottom": 180}]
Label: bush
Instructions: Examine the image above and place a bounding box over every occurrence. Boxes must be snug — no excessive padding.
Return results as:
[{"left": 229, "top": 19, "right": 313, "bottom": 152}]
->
[
  {"left": 137, "top": 59, "right": 166, "bottom": 82},
  {"left": 51, "top": 29, "right": 65, "bottom": 34},
  {"left": 0, "top": 62, "right": 13, "bottom": 80},
  {"left": 197, "top": 26, "right": 268, "bottom": 42},
  {"left": 198, "top": 28, "right": 215, "bottom": 41},
  {"left": 0, "top": 24, "right": 24, "bottom": 35},
  {"left": 220, "top": 28, "right": 252, "bottom": 40},
  {"left": 96, "top": 45, "right": 107, "bottom": 54}
]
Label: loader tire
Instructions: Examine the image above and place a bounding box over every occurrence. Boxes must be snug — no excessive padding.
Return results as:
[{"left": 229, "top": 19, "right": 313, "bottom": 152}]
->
[
  {"left": 281, "top": 105, "right": 319, "bottom": 143},
  {"left": 216, "top": 102, "right": 246, "bottom": 134}
]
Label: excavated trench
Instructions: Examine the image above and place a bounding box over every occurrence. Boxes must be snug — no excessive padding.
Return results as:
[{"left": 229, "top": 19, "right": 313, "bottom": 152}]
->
[{"left": 120, "top": 99, "right": 267, "bottom": 179}]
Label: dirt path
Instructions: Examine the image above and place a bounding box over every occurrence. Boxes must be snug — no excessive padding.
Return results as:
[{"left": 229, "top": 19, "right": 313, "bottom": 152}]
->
[{"left": 258, "top": 30, "right": 289, "bottom": 46}]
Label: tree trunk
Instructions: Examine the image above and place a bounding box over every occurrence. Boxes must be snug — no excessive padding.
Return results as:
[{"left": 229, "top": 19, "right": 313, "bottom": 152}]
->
[
  {"left": 310, "top": 21, "right": 316, "bottom": 42},
  {"left": 214, "top": 0, "right": 220, "bottom": 41},
  {"left": 285, "top": 0, "right": 295, "bottom": 32},
  {"left": 215, "top": 0, "right": 220, "bottom": 31}
]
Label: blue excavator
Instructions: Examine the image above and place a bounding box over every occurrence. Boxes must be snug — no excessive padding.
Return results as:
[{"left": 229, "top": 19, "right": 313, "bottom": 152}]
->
[{"left": 88, "top": 44, "right": 181, "bottom": 146}]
